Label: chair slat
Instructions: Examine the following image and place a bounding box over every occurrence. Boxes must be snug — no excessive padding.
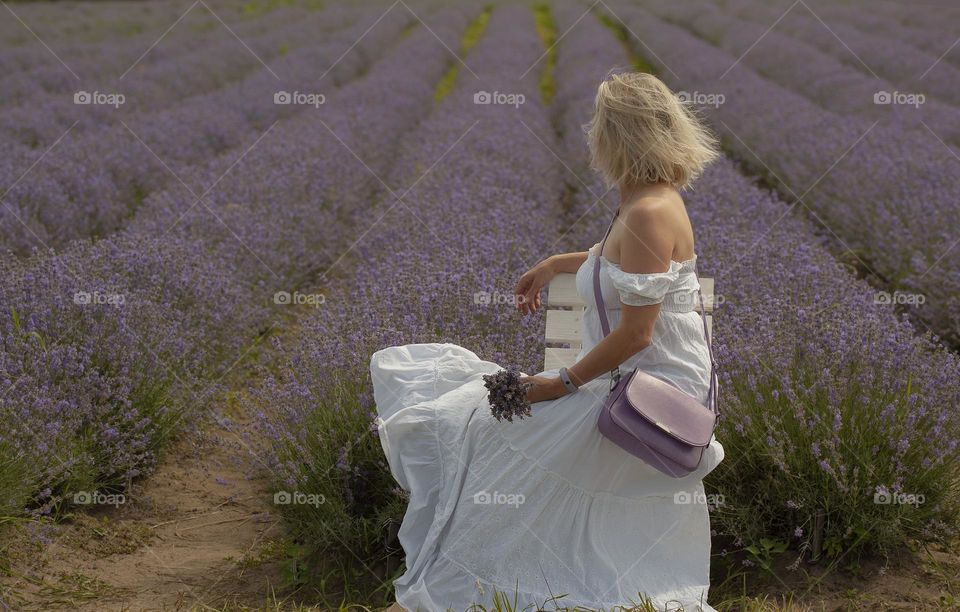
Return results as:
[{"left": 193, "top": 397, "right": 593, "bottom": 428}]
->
[
  {"left": 546, "top": 273, "right": 583, "bottom": 308},
  {"left": 544, "top": 347, "right": 580, "bottom": 371},
  {"left": 545, "top": 309, "right": 582, "bottom": 344},
  {"left": 542, "top": 272, "right": 715, "bottom": 371}
]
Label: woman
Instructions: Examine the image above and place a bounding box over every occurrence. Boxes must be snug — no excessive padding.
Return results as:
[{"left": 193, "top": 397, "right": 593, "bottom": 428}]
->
[{"left": 372, "top": 72, "right": 724, "bottom": 611}]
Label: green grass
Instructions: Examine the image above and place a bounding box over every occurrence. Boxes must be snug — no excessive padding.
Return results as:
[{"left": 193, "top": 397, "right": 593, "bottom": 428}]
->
[
  {"left": 0, "top": 439, "right": 35, "bottom": 520},
  {"left": 399, "top": 20, "right": 420, "bottom": 40},
  {"left": 433, "top": 6, "right": 494, "bottom": 102},
  {"left": 532, "top": 4, "right": 557, "bottom": 105},
  {"left": 266, "top": 372, "right": 407, "bottom": 605},
  {"left": 240, "top": 0, "right": 300, "bottom": 17},
  {"left": 594, "top": 10, "right": 654, "bottom": 73}
]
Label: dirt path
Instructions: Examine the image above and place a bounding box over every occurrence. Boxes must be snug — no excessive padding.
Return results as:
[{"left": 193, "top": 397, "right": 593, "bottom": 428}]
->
[{"left": 1, "top": 383, "right": 291, "bottom": 611}]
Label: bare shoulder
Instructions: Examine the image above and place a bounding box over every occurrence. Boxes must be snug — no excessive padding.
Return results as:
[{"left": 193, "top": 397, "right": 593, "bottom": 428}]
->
[
  {"left": 615, "top": 195, "right": 676, "bottom": 270},
  {"left": 616, "top": 188, "right": 692, "bottom": 268},
  {"left": 621, "top": 190, "right": 684, "bottom": 231}
]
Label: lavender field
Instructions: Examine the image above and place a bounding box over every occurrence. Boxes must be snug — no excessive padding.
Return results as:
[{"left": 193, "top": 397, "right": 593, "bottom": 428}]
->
[{"left": 1, "top": 0, "right": 959, "bottom": 609}]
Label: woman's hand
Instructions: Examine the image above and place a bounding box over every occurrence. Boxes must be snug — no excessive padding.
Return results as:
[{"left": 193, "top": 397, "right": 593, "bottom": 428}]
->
[
  {"left": 519, "top": 374, "right": 569, "bottom": 404},
  {"left": 514, "top": 257, "right": 556, "bottom": 315}
]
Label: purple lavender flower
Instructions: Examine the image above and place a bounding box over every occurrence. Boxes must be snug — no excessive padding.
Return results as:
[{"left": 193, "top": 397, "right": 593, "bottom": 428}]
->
[{"left": 483, "top": 368, "right": 533, "bottom": 423}]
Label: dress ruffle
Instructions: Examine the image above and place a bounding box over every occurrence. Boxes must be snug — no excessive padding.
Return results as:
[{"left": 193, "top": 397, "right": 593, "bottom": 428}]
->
[
  {"left": 577, "top": 253, "right": 712, "bottom": 404},
  {"left": 603, "top": 260, "right": 682, "bottom": 306}
]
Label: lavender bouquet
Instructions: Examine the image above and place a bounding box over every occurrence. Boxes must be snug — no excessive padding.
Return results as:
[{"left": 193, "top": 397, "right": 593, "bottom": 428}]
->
[{"left": 482, "top": 367, "right": 533, "bottom": 422}]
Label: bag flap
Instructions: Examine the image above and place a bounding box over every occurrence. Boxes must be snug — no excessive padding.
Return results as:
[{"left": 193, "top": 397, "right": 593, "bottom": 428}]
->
[{"left": 613, "top": 370, "right": 717, "bottom": 446}]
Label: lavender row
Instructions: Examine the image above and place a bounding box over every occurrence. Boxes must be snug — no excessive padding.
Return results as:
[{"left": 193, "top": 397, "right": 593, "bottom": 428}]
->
[
  {"left": 0, "top": 3, "right": 179, "bottom": 49},
  {"left": 251, "top": 5, "right": 568, "bottom": 577},
  {"left": 549, "top": 5, "right": 960, "bottom": 554},
  {"left": 689, "top": 160, "right": 960, "bottom": 555},
  {"left": 719, "top": 0, "right": 960, "bottom": 110},
  {"left": 0, "top": 0, "right": 222, "bottom": 47},
  {"left": 0, "top": 5, "right": 261, "bottom": 101},
  {"left": 127, "top": 2, "right": 472, "bottom": 286},
  {"left": 823, "top": 0, "right": 960, "bottom": 51},
  {"left": 0, "top": 1, "right": 332, "bottom": 93},
  {"left": 0, "top": 6, "right": 412, "bottom": 255},
  {"left": 0, "top": 3, "right": 474, "bottom": 518},
  {"left": 604, "top": 0, "right": 960, "bottom": 345},
  {"left": 549, "top": 2, "right": 612, "bottom": 214},
  {"left": 719, "top": 0, "right": 960, "bottom": 71},
  {"left": 641, "top": 0, "right": 960, "bottom": 147},
  {"left": 0, "top": 4, "right": 359, "bottom": 131}
]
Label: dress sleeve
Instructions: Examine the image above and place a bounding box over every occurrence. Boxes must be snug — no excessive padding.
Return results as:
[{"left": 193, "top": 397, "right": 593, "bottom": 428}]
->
[{"left": 605, "top": 265, "right": 679, "bottom": 307}]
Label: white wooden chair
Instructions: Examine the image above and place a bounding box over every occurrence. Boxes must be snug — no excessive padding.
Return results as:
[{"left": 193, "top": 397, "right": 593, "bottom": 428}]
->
[{"left": 543, "top": 274, "right": 715, "bottom": 371}]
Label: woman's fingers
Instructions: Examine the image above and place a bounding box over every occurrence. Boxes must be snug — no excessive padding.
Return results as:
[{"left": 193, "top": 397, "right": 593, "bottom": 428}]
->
[
  {"left": 514, "top": 274, "right": 532, "bottom": 312},
  {"left": 524, "top": 286, "right": 540, "bottom": 313},
  {"left": 520, "top": 291, "right": 531, "bottom": 313},
  {"left": 519, "top": 375, "right": 537, "bottom": 402},
  {"left": 515, "top": 269, "right": 550, "bottom": 315},
  {"left": 517, "top": 286, "right": 533, "bottom": 314},
  {"left": 514, "top": 272, "right": 531, "bottom": 295}
]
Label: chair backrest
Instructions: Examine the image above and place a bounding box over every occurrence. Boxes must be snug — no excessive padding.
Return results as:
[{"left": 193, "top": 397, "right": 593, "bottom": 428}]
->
[{"left": 543, "top": 273, "right": 714, "bottom": 371}]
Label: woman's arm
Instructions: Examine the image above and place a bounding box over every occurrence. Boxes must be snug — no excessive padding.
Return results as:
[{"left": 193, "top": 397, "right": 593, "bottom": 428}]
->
[
  {"left": 546, "top": 251, "right": 589, "bottom": 274},
  {"left": 513, "top": 251, "right": 588, "bottom": 315},
  {"left": 524, "top": 203, "right": 675, "bottom": 402},
  {"left": 564, "top": 302, "right": 661, "bottom": 387}
]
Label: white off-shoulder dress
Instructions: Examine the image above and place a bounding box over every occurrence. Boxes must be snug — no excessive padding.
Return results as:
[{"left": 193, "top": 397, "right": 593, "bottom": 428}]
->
[{"left": 371, "top": 243, "right": 725, "bottom": 612}]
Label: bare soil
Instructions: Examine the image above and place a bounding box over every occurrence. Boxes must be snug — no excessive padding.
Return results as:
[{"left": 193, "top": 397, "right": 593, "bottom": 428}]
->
[{"left": 0, "top": 396, "right": 289, "bottom": 611}]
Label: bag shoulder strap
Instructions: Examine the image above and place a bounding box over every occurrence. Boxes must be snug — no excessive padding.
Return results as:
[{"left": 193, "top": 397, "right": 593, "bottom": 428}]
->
[{"left": 591, "top": 209, "right": 718, "bottom": 415}]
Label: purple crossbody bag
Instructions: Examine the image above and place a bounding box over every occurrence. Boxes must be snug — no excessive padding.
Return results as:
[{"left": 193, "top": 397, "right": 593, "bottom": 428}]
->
[{"left": 592, "top": 211, "right": 719, "bottom": 478}]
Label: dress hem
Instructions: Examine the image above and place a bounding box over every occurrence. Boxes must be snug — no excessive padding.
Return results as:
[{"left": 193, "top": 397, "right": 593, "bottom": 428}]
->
[{"left": 396, "top": 552, "right": 714, "bottom": 611}]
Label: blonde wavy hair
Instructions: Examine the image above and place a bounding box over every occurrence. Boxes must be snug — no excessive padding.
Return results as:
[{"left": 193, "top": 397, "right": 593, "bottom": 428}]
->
[{"left": 585, "top": 72, "right": 719, "bottom": 190}]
